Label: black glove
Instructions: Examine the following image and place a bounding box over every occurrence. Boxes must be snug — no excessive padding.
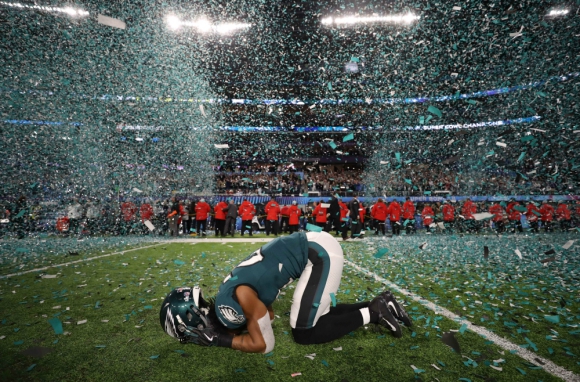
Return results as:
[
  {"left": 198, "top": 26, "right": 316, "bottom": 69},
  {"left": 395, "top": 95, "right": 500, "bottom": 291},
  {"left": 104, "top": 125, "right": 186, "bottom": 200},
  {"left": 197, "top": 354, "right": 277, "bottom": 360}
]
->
[{"left": 180, "top": 326, "right": 233, "bottom": 348}]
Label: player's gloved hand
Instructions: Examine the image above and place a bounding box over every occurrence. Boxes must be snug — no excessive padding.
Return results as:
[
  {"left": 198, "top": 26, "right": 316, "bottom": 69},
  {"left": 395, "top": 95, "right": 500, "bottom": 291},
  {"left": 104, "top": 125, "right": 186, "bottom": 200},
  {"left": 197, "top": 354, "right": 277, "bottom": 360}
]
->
[{"left": 180, "top": 326, "right": 234, "bottom": 348}]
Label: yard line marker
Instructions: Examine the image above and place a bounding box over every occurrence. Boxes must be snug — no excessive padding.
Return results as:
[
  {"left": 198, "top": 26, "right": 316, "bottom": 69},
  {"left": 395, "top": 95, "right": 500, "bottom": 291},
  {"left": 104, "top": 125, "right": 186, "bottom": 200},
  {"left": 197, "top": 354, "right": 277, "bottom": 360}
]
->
[
  {"left": 344, "top": 259, "right": 580, "bottom": 382},
  {"left": 1, "top": 243, "right": 165, "bottom": 279}
]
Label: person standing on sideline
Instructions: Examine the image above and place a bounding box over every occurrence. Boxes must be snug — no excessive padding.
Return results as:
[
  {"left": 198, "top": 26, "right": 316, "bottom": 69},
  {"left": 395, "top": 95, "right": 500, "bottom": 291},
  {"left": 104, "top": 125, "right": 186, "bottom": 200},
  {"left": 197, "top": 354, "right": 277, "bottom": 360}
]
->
[
  {"left": 555, "top": 201, "right": 571, "bottom": 231},
  {"left": 348, "top": 194, "right": 362, "bottom": 239},
  {"left": 313, "top": 200, "right": 327, "bottom": 229},
  {"left": 288, "top": 201, "right": 301, "bottom": 233},
  {"left": 326, "top": 195, "right": 347, "bottom": 240},
  {"left": 67, "top": 197, "right": 83, "bottom": 236},
  {"left": 539, "top": 200, "right": 555, "bottom": 233},
  {"left": 489, "top": 201, "right": 505, "bottom": 233},
  {"left": 195, "top": 198, "right": 211, "bottom": 237},
  {"left": 213, "top": 199, "right": 228, "bottom": 237},
  {"left": 387, "top": 198, "right": 402, "bottom": 235},
  {"left": 239, "top": 199, "right": 256, "bottom": 237},
  {"left": 224, "top": 199, "right": 238, "bottom": 237},
  {"left": 167, "top": 197, "right": 180, "bottom": 236},
  {"left": 139, "top": 199, "right": 153, "bottom": 234},
  {"left": 371, "top": 198, "right": 388, "bottom": 235},
  {"left": 461, "top": 198, "right": 477, "bottom": 233},
  {"left": 280, "top": 205, "right": 290, "bottom": 234},
  {"left": 265, "top": 196, "right": 281, "bottom": 236},
  {"left": 181, "top": 200, "right": 190, "bottom": 235},
  {"left": 506, "top": 198, "right": 523, "bottom": 233},
  {"left": 421, "top": 203, "right": 434, "bottom": 233},
  {"left": 402, "top": 197, "right": 415, "bottom": 235},
  {"left": 442, "top": 200, "right": 455, "bottom": 232},
  {"left": 526, "top": 201, "right": 540, "bottom": 233}
]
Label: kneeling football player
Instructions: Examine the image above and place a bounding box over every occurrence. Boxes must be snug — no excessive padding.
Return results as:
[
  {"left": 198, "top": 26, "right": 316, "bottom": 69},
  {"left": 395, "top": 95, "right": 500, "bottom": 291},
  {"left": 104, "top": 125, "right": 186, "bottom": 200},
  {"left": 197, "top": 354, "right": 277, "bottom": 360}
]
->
[{"left": 159, "top": 231, "right": 412, "bottom": 353}]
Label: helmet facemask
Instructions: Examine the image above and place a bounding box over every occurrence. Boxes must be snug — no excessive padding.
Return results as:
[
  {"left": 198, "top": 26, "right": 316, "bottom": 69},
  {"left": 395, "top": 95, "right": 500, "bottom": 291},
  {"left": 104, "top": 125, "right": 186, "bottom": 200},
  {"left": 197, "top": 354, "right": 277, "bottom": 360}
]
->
[{"left": 160, "top": 286, "right": 214, "bottom": 341}]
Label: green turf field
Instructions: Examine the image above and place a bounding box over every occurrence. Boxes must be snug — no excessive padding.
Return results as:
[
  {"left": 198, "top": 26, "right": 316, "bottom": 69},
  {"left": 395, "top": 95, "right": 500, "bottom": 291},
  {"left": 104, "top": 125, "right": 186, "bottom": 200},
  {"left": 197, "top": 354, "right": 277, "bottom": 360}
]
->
[{"left": 0, "top": 233, "right": 578, "bottom": 381}]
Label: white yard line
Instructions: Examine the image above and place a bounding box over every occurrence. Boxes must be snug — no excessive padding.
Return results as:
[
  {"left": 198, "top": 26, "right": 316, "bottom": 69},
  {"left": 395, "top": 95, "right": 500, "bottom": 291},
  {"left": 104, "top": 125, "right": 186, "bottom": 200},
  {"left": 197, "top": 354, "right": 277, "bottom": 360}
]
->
[
  {"left": 344, "top": 259, "right": 580, "bottom": 382},
  {"left": 0, "top": 243, "right": 165, "bottom": 279},
  {"left": 0, "top": 237, "right": 276, "bottom": 280}
]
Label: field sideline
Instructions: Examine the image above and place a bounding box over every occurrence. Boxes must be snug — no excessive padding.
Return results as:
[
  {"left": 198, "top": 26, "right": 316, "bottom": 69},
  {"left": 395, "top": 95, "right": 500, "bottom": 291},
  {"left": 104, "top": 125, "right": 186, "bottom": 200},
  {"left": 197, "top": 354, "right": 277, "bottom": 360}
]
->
[{"left": 0, "top": 232, "right": 578, "bottom": 381}]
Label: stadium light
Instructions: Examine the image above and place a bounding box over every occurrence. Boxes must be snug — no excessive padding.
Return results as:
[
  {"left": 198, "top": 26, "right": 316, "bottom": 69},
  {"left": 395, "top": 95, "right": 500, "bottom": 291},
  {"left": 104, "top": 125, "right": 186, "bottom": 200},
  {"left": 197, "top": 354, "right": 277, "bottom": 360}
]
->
[
  {"left": 0, "top": 1, "right": 89, "bottom": 17},
  {"left": 546, "top": 9, "right": 569, "bottom": 17},
  {"left": 321, "top": 13, "right": 420, "bottom": 27},
  {"left": 165, "top": 14, "right": 251, "bottom": 34}
]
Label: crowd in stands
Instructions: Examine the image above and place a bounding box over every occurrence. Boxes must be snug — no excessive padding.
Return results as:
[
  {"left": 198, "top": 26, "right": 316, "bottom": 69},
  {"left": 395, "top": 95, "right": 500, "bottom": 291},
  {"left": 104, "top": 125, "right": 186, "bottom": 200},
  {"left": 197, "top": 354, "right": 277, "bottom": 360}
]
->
[{"left": 2, "top": 194, "right": 578, "bottom": 240}]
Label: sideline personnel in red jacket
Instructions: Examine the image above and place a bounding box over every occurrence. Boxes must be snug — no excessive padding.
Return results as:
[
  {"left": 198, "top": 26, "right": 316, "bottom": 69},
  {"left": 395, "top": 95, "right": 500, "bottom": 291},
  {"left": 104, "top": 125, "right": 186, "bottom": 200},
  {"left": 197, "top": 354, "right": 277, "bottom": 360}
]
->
[
  {"left": 526, "top": 201, "right": 540, "bottom": 233},
  {"left": 505, "top": 198, "right": 523, "bottom": 233},
  {"left": 288, "top": 201, "right": 301, "bottom": 233},
  {"left": 387, "top": 199, "right": 402, "bottom": 235},
  {"left": 539, "top": 200, "right": 554, "bottom": 232},
  {"left": 402, "top": 197, "right": 415, "bottom": 235},
  {"left": 442, "top": 200, "right": 455, "bottom": 230},
  {"left": 489, "top": 202, "right": 505, "bottom": 233},
  {"left": 371, "top": 198, "right": 388, "bottom": 235},
  {"left": 313, "top": 200, "right": 327, "bottom": 228},
  {"left": 239, "top": 199, "right": 256, "bottom": 236},
  {"left": 264, "top": 197, "right": 281, "bottom": 236},
  {"left": 214, "top": 200, "right": 228, "bottom": 237},
  {"left": 195, "top": 199, "right": 211, "bottom": 236},
  {"left": 421, "top": 204, "right": 434, "bottom": 233}
]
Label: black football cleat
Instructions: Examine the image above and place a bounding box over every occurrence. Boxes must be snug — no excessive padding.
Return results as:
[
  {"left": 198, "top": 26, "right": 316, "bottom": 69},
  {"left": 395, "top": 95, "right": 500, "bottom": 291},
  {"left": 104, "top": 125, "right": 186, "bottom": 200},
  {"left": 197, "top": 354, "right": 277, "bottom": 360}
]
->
[
  {"left": 381, "top": 291, "right": 412, "bottom": 327},
  {"left": 368, "top": 296, "right": 402, "bottom": 338}
]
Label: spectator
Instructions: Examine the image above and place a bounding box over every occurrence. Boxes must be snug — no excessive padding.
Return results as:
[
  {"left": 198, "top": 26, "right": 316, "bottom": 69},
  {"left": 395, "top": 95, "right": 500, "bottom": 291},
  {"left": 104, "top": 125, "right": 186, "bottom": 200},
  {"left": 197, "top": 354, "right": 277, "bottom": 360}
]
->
[{"left": 195, "top": 198, "right": 212, "bottom": 237}]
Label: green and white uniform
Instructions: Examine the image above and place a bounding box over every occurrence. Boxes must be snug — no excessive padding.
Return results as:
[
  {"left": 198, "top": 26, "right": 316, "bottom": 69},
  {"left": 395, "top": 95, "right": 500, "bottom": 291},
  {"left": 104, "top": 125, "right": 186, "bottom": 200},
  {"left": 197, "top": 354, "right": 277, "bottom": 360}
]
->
[{"left": 215, "top": 231, "right": 344, "bottom": 330}]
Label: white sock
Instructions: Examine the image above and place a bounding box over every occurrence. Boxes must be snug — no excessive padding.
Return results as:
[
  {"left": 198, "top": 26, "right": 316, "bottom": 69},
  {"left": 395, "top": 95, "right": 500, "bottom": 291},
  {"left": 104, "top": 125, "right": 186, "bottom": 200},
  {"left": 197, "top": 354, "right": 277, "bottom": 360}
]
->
[{"left": 359, "top": 307, "right": 371, "bottom": 325}]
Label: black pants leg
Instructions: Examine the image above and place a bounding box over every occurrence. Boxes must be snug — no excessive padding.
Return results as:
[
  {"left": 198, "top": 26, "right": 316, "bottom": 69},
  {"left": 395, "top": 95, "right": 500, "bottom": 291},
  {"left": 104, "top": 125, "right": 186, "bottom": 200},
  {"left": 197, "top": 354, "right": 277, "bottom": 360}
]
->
[
  {"left": 225, "top": 217, "right": 235, "bottom": 236},
  {"left": 241, "top": 220, "right": 252, "bottom": 236},
  {"left": 197, "top": 219, "right": 207, "bottom": 236},
  {"left": 530, "top": 221, "right": 539, "bottom": 233},
  {"left": 351, "top": 220, "right": 361, "bottom": 238},
  {"left": 392, "top": 221, "right": 400, "bottom": 235},
  {"left": 289, "top": 224, "right": 298, "bottom": 233},
  {"left": 215, "top": 219, "right": 225, "bottom": 236},
  {"left": 292, "top": 302, "right": 369, "bottom": 345}
]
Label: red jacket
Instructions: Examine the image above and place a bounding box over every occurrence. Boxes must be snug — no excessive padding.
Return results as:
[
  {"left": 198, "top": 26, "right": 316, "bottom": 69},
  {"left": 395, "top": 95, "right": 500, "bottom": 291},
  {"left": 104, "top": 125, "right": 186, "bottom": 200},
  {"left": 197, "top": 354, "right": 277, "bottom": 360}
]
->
[
  {"left": 214, "top": 201, "right": 228, "bottom": 220},
  {"left": 238, "top": 201, "right": 256, "bottom": 221},
  {"left": 339, "top": 201, "right": 348, "bottom": 219},
  {"left": 526, "top": 203, "right": 540, "bottom": 222},
  {"left": 121, "top": 202, "right": 138, "bottom": 222},
  {"left": 402, "top": 201, "right": 415, "bottom": 220},
  {"left": 288, "top": 205, "right": 301, "bottom": 225},
  {"left": 422, "top": 206, "right": 434, "bottom": 226},
  {"left": 280, "top": 206, "right": 289, "bottom": 217},
  {"left": 195, "top": 201, "right": 211, "bottom": 221},
  {"left": 489, "top": 204, "right": 504, "bottom": 223},
  {"left": 265, "top": 201, "right": 281, "bottom": 220},
  {"left": 556, "top": 204, "right": 571, "bottom": 220},
  {"left": 442, "top": 204, "right": 454, "bottom": 222},
  {"left": 359, "top": 203, "right": 365, "bottom": 223},
  {"left": 313, "top": 204, "right": 327, "bottom": 223},
  {"left": 575, "top": 204, "right": 580, "bottom": 217},
  {"left": 539, "top": 203, "right": 554, "bottom": 222},
  {"left": 371, "top": 202, "right": 388, "bottom": 221},
  {"left": 506, "top": 202, "right": 521, "bottom": 221},
  {"left": 462, "top": 200, "right": 476, "bottom": 220},
  {"left": 139, "top": 203, "right": 153, "bottom": 222},
  {"left": 387, "top": 201, "right": 401, "bottom": 222}
]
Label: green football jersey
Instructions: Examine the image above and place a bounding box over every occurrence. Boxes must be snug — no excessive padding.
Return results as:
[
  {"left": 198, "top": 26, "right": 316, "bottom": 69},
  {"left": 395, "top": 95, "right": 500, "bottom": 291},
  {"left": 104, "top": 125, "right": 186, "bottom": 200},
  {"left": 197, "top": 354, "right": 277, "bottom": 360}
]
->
[{"left": 215, "top": 232, "right": 309, "bottom": 329}]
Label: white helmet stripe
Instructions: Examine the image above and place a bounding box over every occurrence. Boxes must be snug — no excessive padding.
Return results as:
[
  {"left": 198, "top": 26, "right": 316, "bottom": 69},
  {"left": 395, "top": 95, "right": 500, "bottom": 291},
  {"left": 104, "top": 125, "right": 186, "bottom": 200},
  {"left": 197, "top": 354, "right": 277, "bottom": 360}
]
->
[{"left": 193, "top": 286, "right": 201, "bottom": 308}]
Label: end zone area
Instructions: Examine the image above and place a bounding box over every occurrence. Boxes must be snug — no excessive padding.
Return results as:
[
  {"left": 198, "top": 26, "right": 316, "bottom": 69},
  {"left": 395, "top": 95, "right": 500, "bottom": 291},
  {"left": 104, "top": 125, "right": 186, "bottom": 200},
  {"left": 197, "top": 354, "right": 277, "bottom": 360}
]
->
[{"left": 0, "top": 234, "right": 578, "bottom": 381}]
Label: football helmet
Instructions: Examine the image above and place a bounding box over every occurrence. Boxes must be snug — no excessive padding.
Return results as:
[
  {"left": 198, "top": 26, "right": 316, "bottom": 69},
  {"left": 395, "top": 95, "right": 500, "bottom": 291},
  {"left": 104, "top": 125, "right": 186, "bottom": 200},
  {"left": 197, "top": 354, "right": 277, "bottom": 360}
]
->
[{"left": 160, "top": 286, "right": 211, "bottom": 341}]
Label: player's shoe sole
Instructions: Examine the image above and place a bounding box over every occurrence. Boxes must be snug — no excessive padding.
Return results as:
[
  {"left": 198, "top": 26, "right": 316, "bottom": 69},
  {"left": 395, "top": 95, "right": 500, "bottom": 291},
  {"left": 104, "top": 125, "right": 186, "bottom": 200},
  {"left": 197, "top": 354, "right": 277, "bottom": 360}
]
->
[
  {"left": 381, "top": 291, "right": 412, "bottom": 327},
  {"left": 368, "top": 296, "right": 402, "bottom": 338}
]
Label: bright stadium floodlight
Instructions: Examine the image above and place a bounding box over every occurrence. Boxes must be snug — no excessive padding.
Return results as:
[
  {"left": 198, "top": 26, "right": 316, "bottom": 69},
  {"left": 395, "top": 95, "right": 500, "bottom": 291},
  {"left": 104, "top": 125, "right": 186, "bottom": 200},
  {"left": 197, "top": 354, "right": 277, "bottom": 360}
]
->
[
  {"left": 547, "top": 9, "right": 569, "bottom": 17},
  {"left": 166, "top": 15, "right": 182, "bottom": 30},
  {"left": 322, "top": 13, "right": 420, "bottom": 26},
  {"left": 0, "top": 1, "right": 89, "bottom": 17},
  {"left": 166, "top": 14, "right": 250, "bottom": 34}
]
